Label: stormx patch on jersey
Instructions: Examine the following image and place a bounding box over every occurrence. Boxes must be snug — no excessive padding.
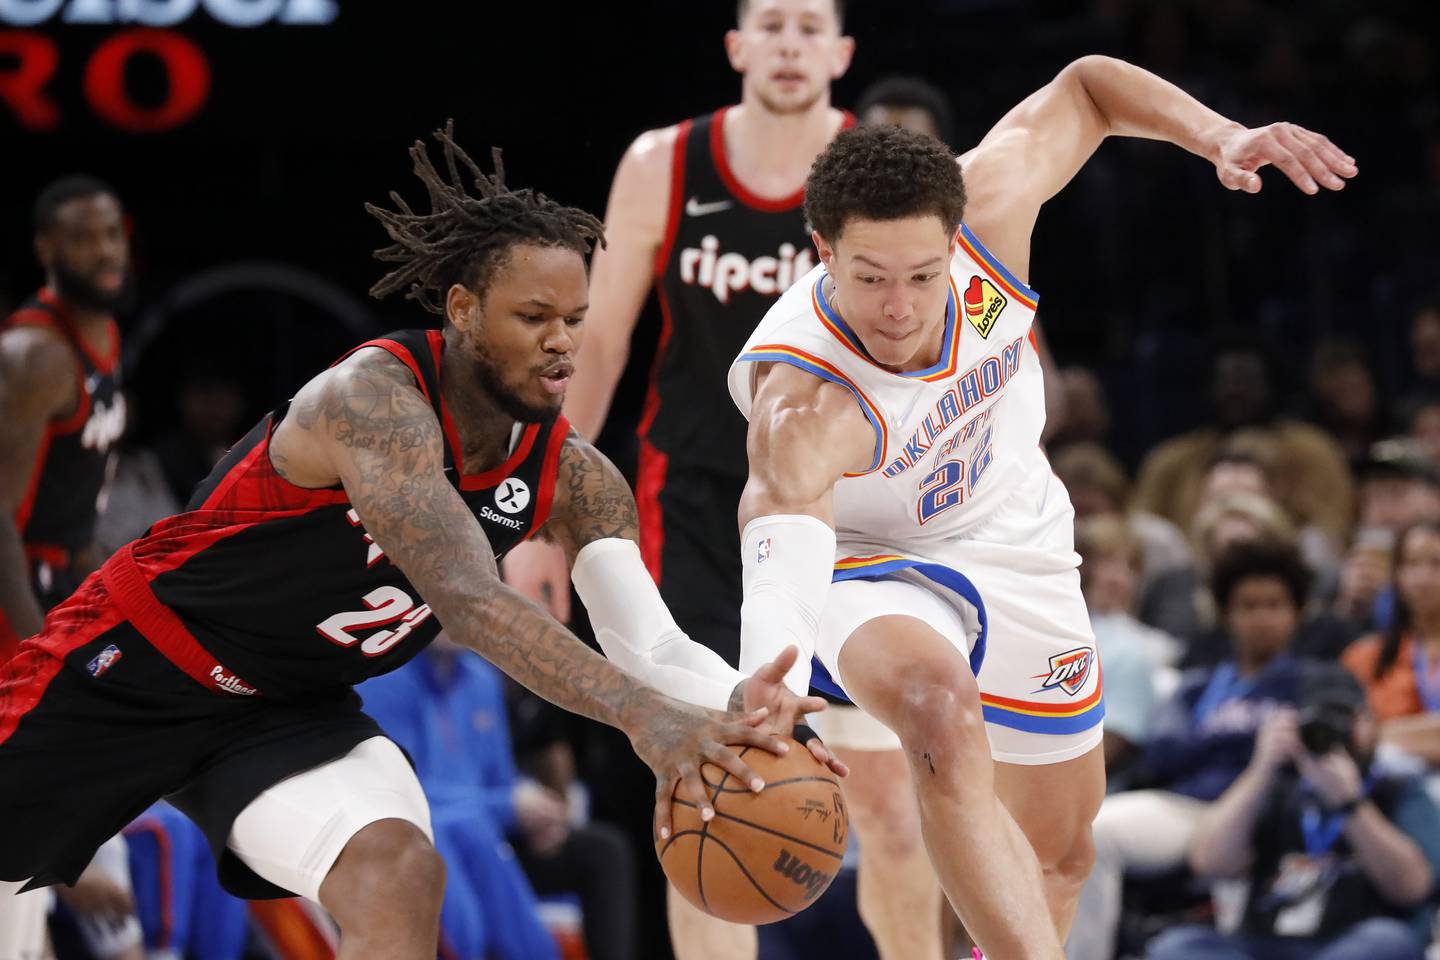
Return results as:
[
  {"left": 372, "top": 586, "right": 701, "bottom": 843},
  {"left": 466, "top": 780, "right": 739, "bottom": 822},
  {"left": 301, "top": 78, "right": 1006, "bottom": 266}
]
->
[
  {"left": 480, "top": 505, "right": 525, "bottom": 531},
  {"left": 87, "top": 644, "right": 123, "bottom": 678}
]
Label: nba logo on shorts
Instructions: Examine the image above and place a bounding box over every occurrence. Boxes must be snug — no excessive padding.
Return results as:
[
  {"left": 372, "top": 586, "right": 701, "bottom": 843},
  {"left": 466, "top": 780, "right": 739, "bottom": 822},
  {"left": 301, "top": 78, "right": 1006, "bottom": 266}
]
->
[
  {"left": 757, "top": 537, "right": 772, "bottom": 564},
  {"left": 87, "top": 644, "right": 123, "bottom": 679},
  {"left": 1034, "top": 647, "right": 1093, "bottom": 697}
]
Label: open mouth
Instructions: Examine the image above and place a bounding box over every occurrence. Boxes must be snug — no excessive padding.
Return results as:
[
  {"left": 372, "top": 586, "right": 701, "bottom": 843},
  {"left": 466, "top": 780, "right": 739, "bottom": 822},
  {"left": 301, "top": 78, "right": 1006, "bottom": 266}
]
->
[{"left": 538, "top": 364, "right": 573, "bottom": 395}]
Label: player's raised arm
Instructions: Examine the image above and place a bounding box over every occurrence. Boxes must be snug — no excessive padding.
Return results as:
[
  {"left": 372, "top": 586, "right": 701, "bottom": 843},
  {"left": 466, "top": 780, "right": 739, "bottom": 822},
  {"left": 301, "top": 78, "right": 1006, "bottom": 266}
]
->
[
  {"left": 0, "top": 327, "right": 76, "bottom": 652},
  {"left": 288, "top": 348, "right": 783, "bottom": 836},
  {"left": 734, "top": 362, "right": 875, "bottom": 695},
  {"left": 960, "top": 55, "right": 1358, "bottom": 272}
]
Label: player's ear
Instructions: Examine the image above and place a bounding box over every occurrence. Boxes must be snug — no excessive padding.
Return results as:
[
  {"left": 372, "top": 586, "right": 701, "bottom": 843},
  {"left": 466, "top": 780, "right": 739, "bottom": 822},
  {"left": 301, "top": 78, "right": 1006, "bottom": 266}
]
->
[
  {"left": 812, "top": 230, "right": 834, "bottom": 270},
  {"left": 724, "top": 29, "right": 746, "bottom": 72},
  {"left": 446, "top": 283, "right": 478, "bottom": 333},
  {"left": 830, "top": 34, "right": 855, "bottom": 79}
]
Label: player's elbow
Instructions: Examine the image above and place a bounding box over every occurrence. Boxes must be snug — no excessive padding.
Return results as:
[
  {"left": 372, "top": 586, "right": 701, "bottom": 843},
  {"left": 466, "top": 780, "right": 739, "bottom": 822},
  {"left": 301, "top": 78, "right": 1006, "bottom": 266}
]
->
[{"left": 741, "top": 410, "right": 827, "bottom": 520}]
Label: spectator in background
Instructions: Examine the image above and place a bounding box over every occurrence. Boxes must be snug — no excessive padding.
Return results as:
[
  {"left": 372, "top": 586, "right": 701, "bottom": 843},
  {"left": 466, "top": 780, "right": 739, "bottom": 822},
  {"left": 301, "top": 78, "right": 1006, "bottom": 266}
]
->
[
  {"left": 1405, "top": 394, "right": 1440, "bottom": 465},
  {"left": 360, "top": 635, "right": 636, "bottom": 960},
  {"left": 1334, "top": 441, "right": 1440, "bottom": 633},
  {"left": 1151, "top": 679, "right": 1440, "bottom": 960},
  {"left": 1134, "top": 334, "right": 1354, "bottom": 547},
  {"left": 153, "top": 369, "right": 247, "bottom": 506},
  {"left": 1406, "top": 301, "right": 1440, "bottom": 400},
  {"left": 1052, "top": 442, "right": 1194, "bottom": 594},
  {"left": 1068, "top": 541, "right": 1330, "bottom": 960},
  {"left": 1195, "top": 442, "right": 1340, "bottom": 586},
  {"left": 1306, "top": 337, "right": 1386, "bottom": 465},
  {"left": 1048, "top": 366, "right": 1112, "bottom": 452},
  {"left": 854, "top": 74, "right": 956, "bottom": 147},
  {"left": 1343, "top": 521, "right": 1440, "bottom": 770},
  {"left": 1075, "top": 516, "right": 1170, "bottom": 780}
]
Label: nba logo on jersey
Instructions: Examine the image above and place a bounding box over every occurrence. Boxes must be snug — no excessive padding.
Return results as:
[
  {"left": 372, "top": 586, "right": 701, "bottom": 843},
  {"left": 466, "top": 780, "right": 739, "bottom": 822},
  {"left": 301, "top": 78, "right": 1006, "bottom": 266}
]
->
[
  {"left": 1033, "top": 647, "right": 1094, "bottom": 697},
  {"left": 87, "top": 644, "right": 123, "bottom": 679},
  {"left": 963, "top": 276, "right": 1007, "bottom": 338}
]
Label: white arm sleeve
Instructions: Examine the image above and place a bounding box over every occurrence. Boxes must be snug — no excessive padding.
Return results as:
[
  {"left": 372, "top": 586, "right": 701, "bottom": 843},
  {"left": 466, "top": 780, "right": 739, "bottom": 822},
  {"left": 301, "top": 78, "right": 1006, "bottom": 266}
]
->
[
  {"left": 739, "top": 514, "right": 837, "bottom": 696},
  {"left": 571, "top": 537, "right": 744, "bottom": 711}
]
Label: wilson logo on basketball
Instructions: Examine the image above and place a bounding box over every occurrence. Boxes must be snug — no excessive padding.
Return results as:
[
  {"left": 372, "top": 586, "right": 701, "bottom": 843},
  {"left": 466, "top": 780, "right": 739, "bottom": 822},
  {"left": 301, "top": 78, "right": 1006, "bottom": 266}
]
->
[
  {"left": 1032, "top": 647, "right": 1095, "bottom": 697},
  {"left": 963, "top": 275, "right": 1006, "bottom": 338},
  {"left": 772, "top": 850, "right": 831, "bottom": 901}
]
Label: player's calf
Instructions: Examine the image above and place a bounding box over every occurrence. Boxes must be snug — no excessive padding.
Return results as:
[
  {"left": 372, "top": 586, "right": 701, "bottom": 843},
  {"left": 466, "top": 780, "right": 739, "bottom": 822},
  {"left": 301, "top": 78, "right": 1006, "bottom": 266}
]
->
[{"left": 319, "top": 819, "right": 445, "bottom": 959}]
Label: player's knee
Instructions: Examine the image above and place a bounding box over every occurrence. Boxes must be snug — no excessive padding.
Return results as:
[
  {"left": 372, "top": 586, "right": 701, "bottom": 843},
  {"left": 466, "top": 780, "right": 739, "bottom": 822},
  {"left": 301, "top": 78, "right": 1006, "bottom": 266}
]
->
[
  {"left": 889, "top": 661, "right": 984, "bottom": 753},
  {"left": 323, "top": 819, "right": 445, "bottom": 926},
  {"left": 1036, "top": 820, "right": 1094, "bottom": 894}
]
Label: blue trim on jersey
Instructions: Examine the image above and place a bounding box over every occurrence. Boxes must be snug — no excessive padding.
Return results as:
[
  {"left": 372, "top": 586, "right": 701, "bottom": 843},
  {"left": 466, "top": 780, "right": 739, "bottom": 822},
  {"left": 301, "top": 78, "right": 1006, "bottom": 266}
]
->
[
  {"left": 739, "top": 350, "right": 885, "bottom": 474},
  {"left": 959, "top": 224, "right": 1039, "bottom": 302},
  {"left": 979, "top": 700, "right": 1107, "bottom": 735},
  {"left": 811, "top": 276, "right": 959, "bottom": 380},
  {"left": 811, "top": 558, "right": 988, "bottom": 701}
]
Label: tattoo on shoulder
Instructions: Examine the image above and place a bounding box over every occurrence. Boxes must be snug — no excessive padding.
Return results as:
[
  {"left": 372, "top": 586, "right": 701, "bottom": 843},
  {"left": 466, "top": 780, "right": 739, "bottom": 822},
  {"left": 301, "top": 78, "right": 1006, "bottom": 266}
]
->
[{"left": 548, "top": 430, "right": 639, "bottom": 556}]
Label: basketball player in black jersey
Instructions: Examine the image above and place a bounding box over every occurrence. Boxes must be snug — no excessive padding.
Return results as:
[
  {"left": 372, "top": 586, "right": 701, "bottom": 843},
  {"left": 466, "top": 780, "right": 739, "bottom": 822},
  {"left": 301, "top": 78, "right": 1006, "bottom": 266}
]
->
[
  {"left": 503, "top": 2, "right": 931, "bottom": 957},
  {"left": 0, "top": 127, "right": 834, "bottom": 960},
  {"left": 0, "top": 176, "right": 128, "bottom": 662}
]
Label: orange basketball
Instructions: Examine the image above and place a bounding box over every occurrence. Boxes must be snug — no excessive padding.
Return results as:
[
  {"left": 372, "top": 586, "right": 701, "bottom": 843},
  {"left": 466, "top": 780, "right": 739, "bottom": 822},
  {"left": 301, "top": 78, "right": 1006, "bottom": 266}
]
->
[{"left": 655, "top": 737, "right": 848, "bottom": 925}]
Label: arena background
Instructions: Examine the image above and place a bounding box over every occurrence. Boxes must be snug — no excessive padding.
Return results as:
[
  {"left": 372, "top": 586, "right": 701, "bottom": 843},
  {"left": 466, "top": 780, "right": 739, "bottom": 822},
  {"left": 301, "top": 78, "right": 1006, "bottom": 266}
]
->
[
  {"left": 4, "top": 2, "right": 1440, "bottom": 958},
  {"left": 5, "top": 0, "right": 1436, "bottom": 466}
]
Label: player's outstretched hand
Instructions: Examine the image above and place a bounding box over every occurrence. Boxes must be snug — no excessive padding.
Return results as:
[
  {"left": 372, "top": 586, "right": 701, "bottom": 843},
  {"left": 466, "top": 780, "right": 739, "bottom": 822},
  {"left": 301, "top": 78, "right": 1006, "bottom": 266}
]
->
[
  {"left": 633, "top": 695, "right": 788, "bottom": 844},
  {"left": 740, "top": 644, "right": 850, "bottom": 778},
  {"left": 1212, "top": 121, "right": 1357, "bottom": 195}
]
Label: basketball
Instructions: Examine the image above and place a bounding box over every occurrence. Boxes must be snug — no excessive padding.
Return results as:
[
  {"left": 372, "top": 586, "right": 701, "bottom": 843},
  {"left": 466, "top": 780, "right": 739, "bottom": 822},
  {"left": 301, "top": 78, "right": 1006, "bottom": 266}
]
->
[{"left": 655, "top": 737, "right": 848, "bottom": 925}]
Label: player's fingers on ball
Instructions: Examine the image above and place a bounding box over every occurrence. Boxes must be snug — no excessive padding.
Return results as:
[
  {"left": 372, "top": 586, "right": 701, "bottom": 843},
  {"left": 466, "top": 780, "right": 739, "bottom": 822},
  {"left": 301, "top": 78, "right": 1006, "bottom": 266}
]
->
[
  {"left": 738, "top": 707, "right": 770, "bottom": 726},
  {"left": 653, "top": 780, "right": 675, "bottom": 841},
  {"left": 707, "top": 742, "right": 765, "bottom": 792},
  {"left": 676, "top": 763, "right": 714, "bottom": 818},
  {"left": 726, "top": 721, "right": 789, "bottom": 755},
  {"left": 797, "top": 695, "right": 828, "bottom": 715}
]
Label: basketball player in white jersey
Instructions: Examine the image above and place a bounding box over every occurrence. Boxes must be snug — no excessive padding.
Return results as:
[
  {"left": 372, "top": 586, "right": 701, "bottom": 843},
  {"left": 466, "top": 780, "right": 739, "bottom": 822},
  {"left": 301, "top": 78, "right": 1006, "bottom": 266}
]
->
[{"left": 726, "top": 58, "right": 1356, "bottom": 957}]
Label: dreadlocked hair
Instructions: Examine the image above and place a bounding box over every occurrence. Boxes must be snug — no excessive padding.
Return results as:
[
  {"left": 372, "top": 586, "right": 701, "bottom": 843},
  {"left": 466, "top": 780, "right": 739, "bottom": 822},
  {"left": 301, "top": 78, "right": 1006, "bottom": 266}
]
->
[{"left": 366, "top": 121, "right": 605, "bottom": 316}]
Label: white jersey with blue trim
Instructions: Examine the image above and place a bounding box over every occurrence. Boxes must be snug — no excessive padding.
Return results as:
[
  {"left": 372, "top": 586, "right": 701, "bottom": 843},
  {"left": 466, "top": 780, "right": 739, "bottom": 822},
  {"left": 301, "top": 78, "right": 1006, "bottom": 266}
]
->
[{"left": 727, "top": 224, "right": 1047, "bottom": 549}]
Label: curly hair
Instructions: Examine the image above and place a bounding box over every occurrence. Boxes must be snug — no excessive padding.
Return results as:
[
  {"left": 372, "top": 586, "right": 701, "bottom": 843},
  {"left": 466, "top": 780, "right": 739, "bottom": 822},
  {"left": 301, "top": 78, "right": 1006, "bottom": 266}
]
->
[
  {"left": 1209, "top": 539, "right": 1312, "bottom": 613},
  {"left": 803, "top": 124, "right": 965, "bottom": 241},
  {"left": 366, "top": 121, "right": 605, "bottom": 316}
]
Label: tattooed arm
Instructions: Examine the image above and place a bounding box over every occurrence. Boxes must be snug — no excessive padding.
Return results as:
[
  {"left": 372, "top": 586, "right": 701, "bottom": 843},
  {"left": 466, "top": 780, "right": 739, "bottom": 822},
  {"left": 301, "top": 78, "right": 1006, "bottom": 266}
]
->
[
  {"left": 537, "top": 431, "right": 842, "bottom": 772},
  {"left": 274, "top": 347, "right": 783, "bottom": 831}
]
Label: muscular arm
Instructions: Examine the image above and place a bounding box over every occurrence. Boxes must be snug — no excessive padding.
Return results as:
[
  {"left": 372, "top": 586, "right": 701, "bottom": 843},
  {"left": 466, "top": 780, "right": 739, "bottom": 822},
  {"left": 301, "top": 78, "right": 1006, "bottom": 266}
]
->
[
  {"left": 960, "top": 55, "right": 1356, "bottom": 278},
  {"left": 733, "top": 364, "right": 874, "bottom": 693},
  {"left": 737, "top": 363, "right": 874, "bottom": 528},
  {"left": 562, "top": 128, "right": 675, "bottom": 439},
  {"left": 0, "top": 327, "right": 77, "bottom": 648}
]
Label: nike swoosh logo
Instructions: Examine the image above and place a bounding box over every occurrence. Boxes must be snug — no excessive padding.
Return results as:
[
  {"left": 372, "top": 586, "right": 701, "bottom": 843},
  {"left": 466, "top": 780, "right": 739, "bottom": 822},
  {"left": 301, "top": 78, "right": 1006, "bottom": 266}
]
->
[{"left": 686, "top": 197, "right": 733, "bottom": 217}]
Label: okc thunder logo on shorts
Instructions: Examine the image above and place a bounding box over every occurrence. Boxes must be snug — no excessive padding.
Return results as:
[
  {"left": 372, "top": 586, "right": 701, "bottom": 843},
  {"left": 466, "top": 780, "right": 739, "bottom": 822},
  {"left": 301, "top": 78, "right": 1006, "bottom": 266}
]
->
[
  {"left": 1031, "top": 647, "right": 1094, "bottom": 697},
  {"left": 87, "top": 644, "right": 123, "bottom": 678}
]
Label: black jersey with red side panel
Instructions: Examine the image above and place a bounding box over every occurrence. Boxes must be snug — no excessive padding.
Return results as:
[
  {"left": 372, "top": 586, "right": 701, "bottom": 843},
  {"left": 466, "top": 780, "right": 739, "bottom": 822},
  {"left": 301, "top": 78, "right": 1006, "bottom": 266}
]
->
[
  {"left": 644, "top": 106, "right": 854, "bottom": 479},
  {"left": 3, "top": 289, "right": 124, "bottom": 564},
  {"left": 79, "top": 329, "right": 567, "bottom": 701}
]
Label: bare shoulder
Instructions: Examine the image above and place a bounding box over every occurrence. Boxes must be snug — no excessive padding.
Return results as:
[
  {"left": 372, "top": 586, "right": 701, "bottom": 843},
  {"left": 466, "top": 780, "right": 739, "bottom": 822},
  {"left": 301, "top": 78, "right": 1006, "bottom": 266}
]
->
[
  {"left": 605, "top": 124, "right": 684, "bottom": 231},
  {"left": 0, "top": 323, "right": 76, "bottom": 417},
  {"left": 621, "top": 124, "right": 682, "bottom": 180},
  {"left": 274, "top": 345, "right": 438, "bottom": 485},
  {"left": 751, "top": 363, "right": 873, "bottom": 467}
]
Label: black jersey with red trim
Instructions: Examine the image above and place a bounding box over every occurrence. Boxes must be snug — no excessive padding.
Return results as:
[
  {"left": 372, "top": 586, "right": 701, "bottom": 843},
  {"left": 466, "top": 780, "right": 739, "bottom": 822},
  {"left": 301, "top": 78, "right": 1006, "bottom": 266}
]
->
[
  {"left": 4, "top": 289, "right": 124, "bottom": 560},
  {"left": 644, "top": 107, "right": 854, "bottom": 478},
  {"left": 72, "top": 329, "right": 567, "bottom": 701}
]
